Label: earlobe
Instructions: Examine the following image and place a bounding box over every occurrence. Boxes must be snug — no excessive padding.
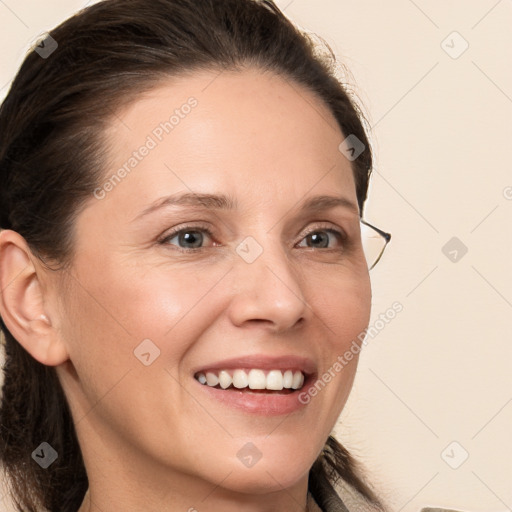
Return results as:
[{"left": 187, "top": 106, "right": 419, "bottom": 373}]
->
[{"left": 0, "top": 229, "right": 69, "bottom": 366}]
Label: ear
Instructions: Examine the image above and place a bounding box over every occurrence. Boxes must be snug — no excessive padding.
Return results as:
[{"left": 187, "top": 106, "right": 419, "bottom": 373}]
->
[{"left": 0, "top": 229, "right": 69, "bottom": 366}]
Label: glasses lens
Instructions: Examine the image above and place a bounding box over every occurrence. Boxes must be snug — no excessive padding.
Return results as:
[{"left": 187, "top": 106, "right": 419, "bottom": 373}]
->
[{"left": 360, "top": 221, "right": 388, "bottom": 270}]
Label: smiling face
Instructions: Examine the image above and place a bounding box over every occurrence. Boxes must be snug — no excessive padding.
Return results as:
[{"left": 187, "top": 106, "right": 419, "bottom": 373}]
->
[{"left": 54, "top": 67, "right": 372, "bottom": 507}]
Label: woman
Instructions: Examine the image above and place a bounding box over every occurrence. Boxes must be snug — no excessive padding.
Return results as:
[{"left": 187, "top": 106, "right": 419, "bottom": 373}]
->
[{"left": 0, "top": 0, "right": 391, "bottom": 511}]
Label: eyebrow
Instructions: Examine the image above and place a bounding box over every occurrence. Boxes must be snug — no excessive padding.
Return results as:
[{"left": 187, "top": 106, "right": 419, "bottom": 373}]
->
[{"left": 132, "top": 192, "right": 360, "bottom": 222}]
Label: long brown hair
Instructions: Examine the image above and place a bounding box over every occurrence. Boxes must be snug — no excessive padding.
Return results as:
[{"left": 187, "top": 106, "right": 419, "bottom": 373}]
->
[{"left": 0, "top": 0, "right": 383, "bottom": 510}]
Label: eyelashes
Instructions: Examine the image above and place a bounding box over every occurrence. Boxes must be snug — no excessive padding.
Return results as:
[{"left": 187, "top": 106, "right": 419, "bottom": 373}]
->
[
  {"left": 158, "top": 223, "right": 216, "bottom": 252},
  {"left": 158, "top": 222, "right": 349, "bottom": 254}
]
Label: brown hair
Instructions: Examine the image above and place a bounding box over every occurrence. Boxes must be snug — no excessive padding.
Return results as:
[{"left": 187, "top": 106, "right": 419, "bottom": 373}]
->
[{"left": 0, "top": 0, "right": 383, "bottom": 510}]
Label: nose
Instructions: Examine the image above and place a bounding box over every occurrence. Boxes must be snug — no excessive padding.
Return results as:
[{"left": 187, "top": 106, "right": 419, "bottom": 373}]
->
[{"left": 226, "top": 235, "right": 310, "bottom": 333}]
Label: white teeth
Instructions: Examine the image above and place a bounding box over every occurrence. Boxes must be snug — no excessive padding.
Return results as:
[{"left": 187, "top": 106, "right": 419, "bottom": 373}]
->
[
  {"left": 266, "top": 370, "right": 283, "bottom": 390},
  {"left": 232, "top": 369, "right": 249, "bottom": 388},
  {"left": 195, "top": 368, "right": 306, "bottom": 391},
  {"left": 283, "top": 370, "right": 293, "bottom": 388},
  {"left": 291, "top": 371, "right": 304, "bottom": 390},
  {"left": 218, "top": 370, "right": 232, "bottom": 389},
  {"left": 248, "top": 369, "right": 266, "bottom": 389},
  {"left": 205, "top": 372, "right": 219, "bottom": 387}
]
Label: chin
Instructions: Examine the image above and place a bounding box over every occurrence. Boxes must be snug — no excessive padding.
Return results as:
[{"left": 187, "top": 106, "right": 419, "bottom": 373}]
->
[
  {"left": 220, "top": 463, "right": 309, "bottom": 495},
  {"left": 206, "top": 446, "right": 314, "bottom": 494}
]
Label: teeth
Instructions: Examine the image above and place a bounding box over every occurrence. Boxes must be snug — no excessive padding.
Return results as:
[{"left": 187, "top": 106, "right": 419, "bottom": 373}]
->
[
  {"left": 232, "top": 369, "right": 249, "bottom": 388},
  {"left": 195, "top": 369, "right": 306, "bottom": 391},
  {"left": 283, "top": 370, "right": 293, "bottom": 389},
  {"left": 266, "top": 370, "right": 283, "bottom": 390},
  {"left": 292, "top": 371, "right": 304, "bottom": 390},
  {"left": 205, "top": 372, "right": 219, "bottom": 387},
  {"left": 248, "top": 369, "right": 266, "bottom": 389},
  {"left": 218, "top": 370, "right": 232, "bottom": 389}
]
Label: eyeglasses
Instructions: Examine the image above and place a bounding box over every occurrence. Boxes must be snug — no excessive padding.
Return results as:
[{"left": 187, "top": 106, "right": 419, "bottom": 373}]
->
[{"left": 360, "top": 219, "right": 391, "bottom": 270}]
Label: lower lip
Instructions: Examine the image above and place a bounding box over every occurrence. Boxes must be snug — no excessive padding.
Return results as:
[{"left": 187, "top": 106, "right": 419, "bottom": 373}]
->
[{"left": 193, "top": 374, "right": 315, "bottom": 416}]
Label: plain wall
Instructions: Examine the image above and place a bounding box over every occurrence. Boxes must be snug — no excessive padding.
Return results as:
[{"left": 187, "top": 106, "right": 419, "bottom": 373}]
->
[{"left": 1, "top": 1, "right": 511, "bottom": 511}]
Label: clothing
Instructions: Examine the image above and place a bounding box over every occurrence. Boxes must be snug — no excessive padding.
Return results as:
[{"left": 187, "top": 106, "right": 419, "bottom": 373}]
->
[
  {"left": 308, "top": 478, "right": 350, "bottom": 512},
  {"left": 308, "top": 478, "right": 382, "bottom": 512},
  {"left": 307, "top": 491, "right": 324, "bottom": 512}
]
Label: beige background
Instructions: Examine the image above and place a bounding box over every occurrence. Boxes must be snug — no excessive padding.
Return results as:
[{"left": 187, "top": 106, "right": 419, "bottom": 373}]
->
[{"left": 1, "top": 1, "right": 511, "bottom": 511}]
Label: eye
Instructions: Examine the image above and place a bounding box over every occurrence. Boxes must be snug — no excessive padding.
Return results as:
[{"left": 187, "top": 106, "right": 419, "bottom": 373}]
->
[
  {"left": 159, "top": 224, "right": 215, "bottom": 252},
  {"left": 158, "top": 223, "right": 347, "bottom": 252},
  {"left": 296, "top": 225, "right": 346, "bottom": 250}
]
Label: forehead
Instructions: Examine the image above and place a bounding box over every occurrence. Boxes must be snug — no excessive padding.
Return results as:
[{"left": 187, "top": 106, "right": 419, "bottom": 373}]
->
[{"left": 97, "top": 67, "right": 357, "bottom": 218}]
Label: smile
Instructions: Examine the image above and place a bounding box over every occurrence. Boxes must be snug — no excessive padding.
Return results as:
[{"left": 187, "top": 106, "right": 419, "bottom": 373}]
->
[
  {"left": 191, "top": 354, "right": 316, "bottom": 415},
  {"left": 194, "top": 368, "right": 305, "bottom": 391}
]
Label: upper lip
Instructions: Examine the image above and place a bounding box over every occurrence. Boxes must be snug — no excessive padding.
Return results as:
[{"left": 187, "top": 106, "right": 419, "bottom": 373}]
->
[{"left": 192, "top": 354, "right": 317, "bottom": 377}]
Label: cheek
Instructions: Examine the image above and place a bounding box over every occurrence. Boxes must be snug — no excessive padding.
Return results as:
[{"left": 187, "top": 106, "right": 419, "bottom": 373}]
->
[
  {"left": 310, "top": 269, "right": 371, "bottom": 411},
  {"left": 66, "top": 254, "right": 210, "bottom": 348},
  {"left": 315, "top": 267, "right": 372, "bottom": 345}
]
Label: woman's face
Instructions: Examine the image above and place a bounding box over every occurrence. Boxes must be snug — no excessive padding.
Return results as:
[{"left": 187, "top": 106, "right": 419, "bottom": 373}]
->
[{"left": 55, "top": 68, "right": 371, "bottom": 501}]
